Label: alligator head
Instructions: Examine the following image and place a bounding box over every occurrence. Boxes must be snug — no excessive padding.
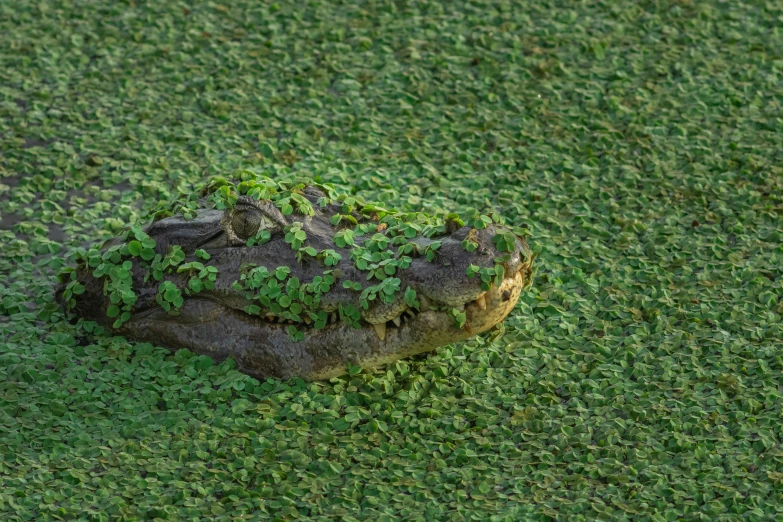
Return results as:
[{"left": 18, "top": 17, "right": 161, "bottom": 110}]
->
[{"left": 57, "top": 173, "right": 535, "bottom": 381}]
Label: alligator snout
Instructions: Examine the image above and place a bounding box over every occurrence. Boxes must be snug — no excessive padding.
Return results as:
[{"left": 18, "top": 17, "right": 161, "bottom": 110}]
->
[{"left": 404, "top": 223, "right": 531, "bottom": 309}]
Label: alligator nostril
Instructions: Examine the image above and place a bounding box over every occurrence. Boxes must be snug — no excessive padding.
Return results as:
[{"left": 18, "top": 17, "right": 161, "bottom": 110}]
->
[{"left": 502, "top": 290, "right": 512, "bottom": 302}]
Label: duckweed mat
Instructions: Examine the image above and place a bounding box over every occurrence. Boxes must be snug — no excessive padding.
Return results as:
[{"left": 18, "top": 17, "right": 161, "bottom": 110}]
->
[{"left": 2, "top": 0, "right": 783, "bottom": 520}]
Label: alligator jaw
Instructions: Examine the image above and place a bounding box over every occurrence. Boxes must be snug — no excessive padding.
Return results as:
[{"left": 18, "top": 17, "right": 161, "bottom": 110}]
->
[
  {"left": 306, "top": 266, "right": 528, "bottom": 380},
  {"left": 117, "top": 266, "right": 530, "bottom": 381}
]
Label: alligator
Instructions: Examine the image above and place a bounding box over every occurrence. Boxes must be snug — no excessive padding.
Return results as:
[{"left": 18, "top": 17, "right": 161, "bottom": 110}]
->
[{"left": 56, "top": 172, "right": 535, "bottom": 381}]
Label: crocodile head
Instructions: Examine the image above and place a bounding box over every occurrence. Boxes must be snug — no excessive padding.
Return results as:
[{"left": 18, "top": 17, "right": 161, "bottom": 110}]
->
[{"left": 57, "top": 173, "right": 535, "bottom": 381}]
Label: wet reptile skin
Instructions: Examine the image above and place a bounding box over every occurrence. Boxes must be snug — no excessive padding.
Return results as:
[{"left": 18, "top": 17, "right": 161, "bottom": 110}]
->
[{"left": 57, "top": 174, "right": 535, "bottom": 380}]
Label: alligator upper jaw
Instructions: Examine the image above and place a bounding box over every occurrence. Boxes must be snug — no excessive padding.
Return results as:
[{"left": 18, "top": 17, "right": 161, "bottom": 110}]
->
[{"left": 120, "top": 265, "right": 529, "bottom": 381}]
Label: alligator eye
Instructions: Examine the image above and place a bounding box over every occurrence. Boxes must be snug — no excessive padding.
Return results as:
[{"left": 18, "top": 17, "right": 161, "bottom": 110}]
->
[{"left": 231, "top": 206, "right": 263, "bottom": 239}]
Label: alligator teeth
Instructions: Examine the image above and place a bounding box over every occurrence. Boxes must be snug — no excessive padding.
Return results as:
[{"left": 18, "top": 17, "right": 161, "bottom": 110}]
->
[
  {"left": 303, "top": 316, "right": 312, "bottom": 325},
  {"left": 373, "top": 322, "right": 386, "bottom": 341},
  {"left": 455, "top": 304, "right": 465, "bottom": 311},
  {"left": 392, "top": 316, "right": 401, "bottom": 327},
  {"left": 419, "top": 295, "right": 431, "bottom": 310},
  {"left": 475, "top": 294, "right": 487, "bottom": 310},
  {"left": 464, "top": 323, "right": 473, "bottom": 335},
  {"left": 330, "top": 312, "right": 338, "bottom": 324}
]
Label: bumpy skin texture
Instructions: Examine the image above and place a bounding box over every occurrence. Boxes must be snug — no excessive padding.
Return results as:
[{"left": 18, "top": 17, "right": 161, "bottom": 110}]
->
[{"left": 57, "top": 177, "right": 534, "bottom": 381}]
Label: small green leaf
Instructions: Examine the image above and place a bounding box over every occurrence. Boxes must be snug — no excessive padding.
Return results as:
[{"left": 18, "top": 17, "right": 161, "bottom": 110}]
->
[{"left": 127, "top": 240, "right": 142, "bottom": 256}]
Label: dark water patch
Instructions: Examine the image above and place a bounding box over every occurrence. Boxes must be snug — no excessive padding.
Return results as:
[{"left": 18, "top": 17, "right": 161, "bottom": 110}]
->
[
  {"left": 47, "top": 223, "right": 66, "bottom": 242},
  {"left": 0, "top": 175, "right": 21, "bottom": 190},
  {"left": 0, "top": 212, "right": 23, "bottom": 231},
  {"left": 22, "top": 137, "right": 54, "bottom": 149},
  {"left": 113, "top": 181, "right": 132, "bottom": 192}
]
